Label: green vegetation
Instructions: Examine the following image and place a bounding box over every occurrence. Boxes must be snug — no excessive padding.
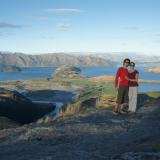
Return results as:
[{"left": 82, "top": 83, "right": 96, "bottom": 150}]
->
[
  {"left": 0, "top": 80, "right": 25, "bottom": 90},
  {"left": 27, "top": 90, "right": 55, "bottom": 98},
  {"left": 137, "top": 92, "right": 160, "bottom": 104},
  {"left": 3, "top": 65, "right": 21, "bottom": 72}
]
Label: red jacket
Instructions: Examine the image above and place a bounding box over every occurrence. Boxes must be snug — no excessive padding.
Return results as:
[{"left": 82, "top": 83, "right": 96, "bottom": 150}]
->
[{"left": 115, "top": 67, "right": 129, "bottom": 87}]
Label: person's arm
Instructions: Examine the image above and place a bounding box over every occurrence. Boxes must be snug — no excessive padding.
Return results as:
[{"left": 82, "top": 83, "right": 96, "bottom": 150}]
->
[
  {"left": 125, "top": 73, "right": 138, "bottom": 82},
  {"left": 115, "top": 69, "right": 120, "bottom": 90}
]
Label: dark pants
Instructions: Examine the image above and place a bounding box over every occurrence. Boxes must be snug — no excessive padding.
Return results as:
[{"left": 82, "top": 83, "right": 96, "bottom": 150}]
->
[{"left": 116, "top": 85, "right": 129, "bottom": 105}]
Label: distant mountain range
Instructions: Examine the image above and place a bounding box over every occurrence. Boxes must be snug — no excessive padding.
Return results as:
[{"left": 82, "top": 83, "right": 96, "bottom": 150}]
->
[
  {"left": 66, "top": 52, "right": 160, "bottom": 63},
  {"left": 0, "top": 52, "right": 115, "bottom": 68}
]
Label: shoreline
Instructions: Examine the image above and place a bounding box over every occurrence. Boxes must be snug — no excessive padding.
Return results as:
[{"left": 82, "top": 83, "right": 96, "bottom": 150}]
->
[{"left": 22, "top": 85, "right": 83, "bottom": 104}]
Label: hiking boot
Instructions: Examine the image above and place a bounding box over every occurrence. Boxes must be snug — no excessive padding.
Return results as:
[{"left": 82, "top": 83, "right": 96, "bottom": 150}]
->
[
  {"left": 126, "top": 110, "right": 131, "bottom": 112},
  {"left": 120, "top": 109, "right": 127, "bottom": 114},
  {"left": 128, "top": 111, "right": 135, "bottom": 114},
  {"left": 113, "top": 109, "right": 119, "bottom": 116}
]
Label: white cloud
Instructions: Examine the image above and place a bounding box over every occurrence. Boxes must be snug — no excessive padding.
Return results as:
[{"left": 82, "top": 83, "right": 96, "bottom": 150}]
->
[
  {"left": 60, "top": 19, "right": 70, "bottom": 21},
  {"left": 40, "top": 36, "right": 46, "bottom": 38},
  {"left": 0, "top": 22, "right": 32, "bottom": 28},
  {"left": 16, "top": 14, "right": 29, "bottom": 17},
  {"left": 33, "top": 17, "right": 55, "bottom": 21},
  {"left": 153, "top": 40, "right": 160, "bottom": 43},
  {"left": 40, "top": 36, "right": 54, "bottom": 39},
  {"left": 138, "top": 31, "right": 147, "bottom": 32},
  {"left": 149, "top": 34, "right": 160, "bottom": 36},
  {"left": 118, "top": 27, "right": 139, "bottom": 29},
  {"left": 120, "top": 43, "right": 127, "bottom": 45},
  {"left": 53, "top": 28, "right": 69, "bottom": 31},
  {"left": 152, "top": 27, "right": 159, "bottom": 29},
  {"left": 57, "top": 23, "right": 70, "bottom": 27},
  {"left": 43, "top": 9, "right": 84, "bottom": 13}
]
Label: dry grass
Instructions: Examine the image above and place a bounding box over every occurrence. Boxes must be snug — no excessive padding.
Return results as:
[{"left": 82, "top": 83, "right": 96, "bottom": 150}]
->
[
  {"left": 44, "top": 116, "right": 52, "bottom": 124},
  {"left": 89, "top": 75, "right": 115, "bottom": 83},
  {"left": 96, "top": 97, "right": 104, "bottom": 108},
  {"left": 101, "top": 95, "right": 117, "bottom": 107},
  {"left": 60, "top": 102, "right": 82, "bottom": 116}
]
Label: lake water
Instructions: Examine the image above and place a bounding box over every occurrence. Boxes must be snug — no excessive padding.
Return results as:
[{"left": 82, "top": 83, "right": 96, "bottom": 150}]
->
[{"left": 0, "top": 65, "right": 160, "bottom": 92}]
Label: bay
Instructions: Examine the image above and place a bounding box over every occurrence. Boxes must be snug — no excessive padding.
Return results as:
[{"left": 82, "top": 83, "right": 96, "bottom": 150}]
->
[{"left": 0, "top": 65, "right": 160, "bottom": 92}]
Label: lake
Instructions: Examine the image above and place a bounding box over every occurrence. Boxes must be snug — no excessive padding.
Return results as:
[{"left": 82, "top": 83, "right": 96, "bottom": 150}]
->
[{"left": 0, "top": 65, "right": 160, "bottom": 92}]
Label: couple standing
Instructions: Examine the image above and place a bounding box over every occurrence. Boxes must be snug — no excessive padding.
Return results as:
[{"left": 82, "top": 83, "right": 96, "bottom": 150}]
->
[{"left": 114, "top": 58, "right": 139, "bottom": 116}]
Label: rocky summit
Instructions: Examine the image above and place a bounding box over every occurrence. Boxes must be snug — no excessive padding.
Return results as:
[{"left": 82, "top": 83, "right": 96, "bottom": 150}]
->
[{"left": 0, "top": 104, "right": 160, "bottom": 160}]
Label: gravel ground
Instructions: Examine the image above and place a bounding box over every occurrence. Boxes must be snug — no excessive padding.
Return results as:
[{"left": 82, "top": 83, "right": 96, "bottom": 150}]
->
[{"left": 0, "top": 104, "right": 160, "bottom": 160}]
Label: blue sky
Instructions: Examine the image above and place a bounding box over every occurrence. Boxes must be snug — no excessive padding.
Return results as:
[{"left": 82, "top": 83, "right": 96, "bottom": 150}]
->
[{"left": 0, "top": 0, "right": 160, "bottom": 55}]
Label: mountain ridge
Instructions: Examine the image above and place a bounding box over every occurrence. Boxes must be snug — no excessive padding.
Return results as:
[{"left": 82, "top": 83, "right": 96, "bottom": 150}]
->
[{"left": 0, "top": 53, "right": 115, "bottom": 68}]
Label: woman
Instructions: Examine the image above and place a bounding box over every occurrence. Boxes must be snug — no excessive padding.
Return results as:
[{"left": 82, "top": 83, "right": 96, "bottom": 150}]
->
[{"left": 125, "top": 62, "right": 139, "bottom": 114}]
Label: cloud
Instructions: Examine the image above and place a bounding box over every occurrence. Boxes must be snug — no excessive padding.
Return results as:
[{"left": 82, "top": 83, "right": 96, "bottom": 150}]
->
[
  {"left": 57, "top": 23, "right": 70, "bottom": 27},
  {"left": 138, "top": 31, "right": 147, "bottom": 32},
  {"left": 16, "top": 14, "right": 29, "bottom": 17},
  {"left": 40, "top": 36, "right": 53, "bottom": 39},
  {"left": 0, "top": 22, "right": 32, "bottom": 28},
  {"left": 33, "top": 17, "right": 55, "bottom": 21},
  {"left": 152, "top": 27, "right": 159, "bottom": 29},
  {"left": 118, "top": 27, "right": 139, "bottom": 29},
  {"left": 115, "top": 37, "right": 123, "bottom": 39},
  {"left": 80, "top": 29, "right": 88, "bottom": 31},
  {"left": 120, "top": 43, "right": 127, "bottom": 45},
  {"left": 60, "top": 19, "right": 70, "bottom": 21},
  {"left": 43, "top": 9, "right": 84, "bottom": 13},
  {"left": 153, "top": 40, "right": 160, "bottom": 43},
  {"left": 53, "top": 28, "right": 69, "bottom": 31},
  {"left": 40, "top": 36, "right": 46, "bottom": 38},
  {"left": 149, "top": 34, "right": 160, "bottom": 36}
]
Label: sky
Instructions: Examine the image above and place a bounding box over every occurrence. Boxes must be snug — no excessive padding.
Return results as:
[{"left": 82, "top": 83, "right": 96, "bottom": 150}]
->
[{"left": 0, "top": 0, "right": 160, "bottom": 55}]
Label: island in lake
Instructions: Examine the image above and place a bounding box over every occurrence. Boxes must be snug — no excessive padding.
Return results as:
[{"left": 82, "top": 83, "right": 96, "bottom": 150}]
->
[
  {"left": 52, "top": 65, "right": 88, "bottom": 79},
  {"left": 3, "top": 65, "right": 22, "bottom": 73}
]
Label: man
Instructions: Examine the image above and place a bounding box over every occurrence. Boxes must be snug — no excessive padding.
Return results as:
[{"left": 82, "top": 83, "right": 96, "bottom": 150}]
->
[{"left": 114, "top": 58, "right": 130, "bottom": 115}]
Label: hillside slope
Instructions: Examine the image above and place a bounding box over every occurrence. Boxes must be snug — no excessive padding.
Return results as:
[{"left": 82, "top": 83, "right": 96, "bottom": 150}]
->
[
  {"left": 0, "top": 117, "right": 21, "bottom": 130},
  {"left": 0, "top": 88, "right": 55, "bottom": 124}
]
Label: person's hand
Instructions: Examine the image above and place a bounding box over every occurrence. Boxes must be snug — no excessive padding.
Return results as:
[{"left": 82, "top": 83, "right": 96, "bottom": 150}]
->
[
  {"left": 115, "top": 87, "right": 118, "bottom": 90},
  {"left": 125, "top": 76, "right": 129, "bottom": 80}
]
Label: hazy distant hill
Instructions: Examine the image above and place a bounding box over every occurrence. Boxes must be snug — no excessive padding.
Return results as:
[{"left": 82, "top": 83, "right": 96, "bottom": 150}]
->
[
  {"left": 67, "top": 52, "right": 160, "bottom": 63},
  {"left": 0, "top": 53, "right": 115, "bottom": 68}
]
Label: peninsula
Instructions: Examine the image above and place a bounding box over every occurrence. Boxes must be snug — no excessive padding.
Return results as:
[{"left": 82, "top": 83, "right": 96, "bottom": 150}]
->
[
  {"left": 144, "top": 66, "right": 160, "bottom": 73},
  {"left": 2, "top": 65, "right": 21, "bottom": 72}
]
